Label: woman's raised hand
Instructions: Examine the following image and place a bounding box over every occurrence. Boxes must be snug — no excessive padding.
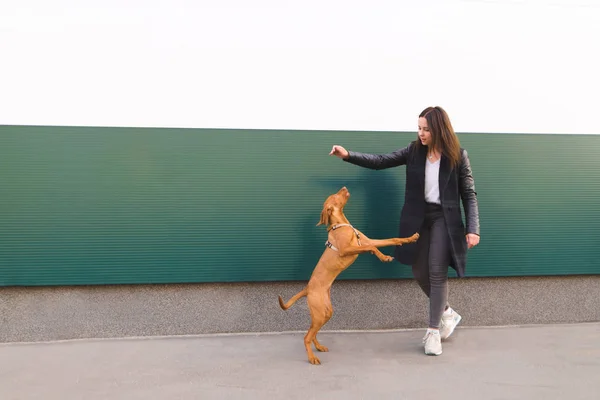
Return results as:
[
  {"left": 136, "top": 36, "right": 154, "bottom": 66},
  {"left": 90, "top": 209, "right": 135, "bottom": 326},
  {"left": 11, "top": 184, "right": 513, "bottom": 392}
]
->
[{"left": 329, "top": 145, "right": 349, "bottom": 159}]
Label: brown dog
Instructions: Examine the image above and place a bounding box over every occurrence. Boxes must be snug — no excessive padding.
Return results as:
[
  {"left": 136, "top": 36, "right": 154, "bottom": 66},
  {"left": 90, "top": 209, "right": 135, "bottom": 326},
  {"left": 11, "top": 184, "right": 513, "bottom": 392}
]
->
[{"left": 278, "top": 186, "right": 420, "bottom": 365}]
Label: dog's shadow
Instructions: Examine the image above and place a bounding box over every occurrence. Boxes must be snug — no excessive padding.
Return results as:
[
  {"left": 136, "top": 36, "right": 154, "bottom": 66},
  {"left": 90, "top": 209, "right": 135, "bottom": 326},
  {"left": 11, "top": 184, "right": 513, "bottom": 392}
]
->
[{"left": 300, "top": 169, "right": 406, "bottom": 280}]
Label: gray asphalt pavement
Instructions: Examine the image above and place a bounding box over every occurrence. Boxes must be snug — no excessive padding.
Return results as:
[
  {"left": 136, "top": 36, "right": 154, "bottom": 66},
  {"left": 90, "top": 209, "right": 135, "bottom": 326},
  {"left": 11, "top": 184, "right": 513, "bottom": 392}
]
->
[{"left": 1, "top": 323, "right": 599, "bottom": 400}]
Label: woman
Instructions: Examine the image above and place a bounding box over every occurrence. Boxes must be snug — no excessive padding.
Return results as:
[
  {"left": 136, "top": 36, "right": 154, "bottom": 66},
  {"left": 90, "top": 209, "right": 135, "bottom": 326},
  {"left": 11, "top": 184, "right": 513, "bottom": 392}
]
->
[{"left": 329, "top": 106, "right": 480, "bottom": 356}]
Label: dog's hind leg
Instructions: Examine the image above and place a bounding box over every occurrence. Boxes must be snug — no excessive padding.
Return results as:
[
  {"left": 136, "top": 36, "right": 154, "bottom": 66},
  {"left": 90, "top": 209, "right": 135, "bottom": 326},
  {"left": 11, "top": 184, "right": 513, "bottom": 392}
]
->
[
  {"left": 304, "top": 322, "right": 322, "bottom": 365},
  {"left": 313, "top": 336, "right": 328, "bottom": 352},
  {"left": 304, "top": 293, "right": 333, "bottom": 364},
  {"left": 313, "top": 289, "right": 333, "bottom": 352}
]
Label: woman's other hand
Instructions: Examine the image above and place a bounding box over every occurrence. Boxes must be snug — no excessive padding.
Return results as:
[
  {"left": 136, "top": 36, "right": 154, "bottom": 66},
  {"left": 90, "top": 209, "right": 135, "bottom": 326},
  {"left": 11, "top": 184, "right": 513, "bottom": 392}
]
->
[
  {"left": 466, "top": 233, "right": 480, "bottom": 249},
  {"left": 329, "top": 145, "right": 349, "bottom": 159}
]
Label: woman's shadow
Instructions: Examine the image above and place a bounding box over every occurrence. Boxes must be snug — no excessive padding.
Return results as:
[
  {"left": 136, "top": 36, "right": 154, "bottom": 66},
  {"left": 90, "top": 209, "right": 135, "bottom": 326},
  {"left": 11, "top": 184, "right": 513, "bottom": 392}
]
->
[{"left": 298, "top": 168, "right": 408, "bottom": 280}]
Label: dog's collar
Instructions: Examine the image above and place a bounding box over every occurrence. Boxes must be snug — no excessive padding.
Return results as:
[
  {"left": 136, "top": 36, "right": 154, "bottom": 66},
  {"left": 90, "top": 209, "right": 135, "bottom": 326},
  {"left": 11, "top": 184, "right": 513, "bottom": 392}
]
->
[{"left": 325, "top": 224, "right": 361, "bottom": 252}]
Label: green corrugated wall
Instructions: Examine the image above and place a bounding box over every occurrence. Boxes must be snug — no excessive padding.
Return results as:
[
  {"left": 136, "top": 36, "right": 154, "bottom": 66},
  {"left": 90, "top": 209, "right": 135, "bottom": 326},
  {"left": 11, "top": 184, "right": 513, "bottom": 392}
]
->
[{"left": 1, "top": 125, "right": 599, "bottom": 286}]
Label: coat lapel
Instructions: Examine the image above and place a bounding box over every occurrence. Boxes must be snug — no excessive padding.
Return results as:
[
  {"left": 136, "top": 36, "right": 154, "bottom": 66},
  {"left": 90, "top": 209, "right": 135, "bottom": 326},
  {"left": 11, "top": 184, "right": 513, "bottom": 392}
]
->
[
  {"left": 438, "top": 153, "right": 452, "bottom": 193},
  {"left": 417, "top": 145, "right": 427, "bottom": 192},
  {"left": 418, "top": 146, "right": 451, "bottom": 195}
]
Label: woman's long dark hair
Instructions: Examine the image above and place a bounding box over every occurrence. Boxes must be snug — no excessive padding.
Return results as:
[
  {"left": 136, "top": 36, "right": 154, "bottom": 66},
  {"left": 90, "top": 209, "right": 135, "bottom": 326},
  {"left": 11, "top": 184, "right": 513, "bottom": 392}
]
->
[{"left": 415, "top": 106, "right": 461, "bottom": 169}]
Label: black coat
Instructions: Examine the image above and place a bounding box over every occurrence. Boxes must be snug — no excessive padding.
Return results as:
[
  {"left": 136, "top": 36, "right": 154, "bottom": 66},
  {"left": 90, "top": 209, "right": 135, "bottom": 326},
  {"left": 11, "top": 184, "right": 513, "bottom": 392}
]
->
[{"left": 344, "top": 141, "right": 480, "bottom": 277}]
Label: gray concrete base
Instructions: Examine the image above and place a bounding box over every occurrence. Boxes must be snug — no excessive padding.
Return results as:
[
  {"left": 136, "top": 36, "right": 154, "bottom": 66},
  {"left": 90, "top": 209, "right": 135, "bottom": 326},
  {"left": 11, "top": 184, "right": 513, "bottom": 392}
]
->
[{"left": 1, "top": 276, "right": 599, "bottom": 343}]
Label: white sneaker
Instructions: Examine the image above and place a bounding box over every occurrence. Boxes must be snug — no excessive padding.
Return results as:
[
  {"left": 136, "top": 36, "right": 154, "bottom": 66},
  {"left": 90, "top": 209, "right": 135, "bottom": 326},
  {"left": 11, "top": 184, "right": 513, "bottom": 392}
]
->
[
  {"left": 440, "top": 307, "right": 462, "bottom": 340},
  {"left": 423, "top": 329, "right": 442, "bottom": 356}
]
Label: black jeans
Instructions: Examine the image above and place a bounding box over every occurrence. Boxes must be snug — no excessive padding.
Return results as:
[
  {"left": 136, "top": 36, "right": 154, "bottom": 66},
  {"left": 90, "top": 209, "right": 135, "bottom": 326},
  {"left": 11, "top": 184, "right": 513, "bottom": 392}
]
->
[{"left": 411, "top": 202, "right": 452, "bottom": 329}]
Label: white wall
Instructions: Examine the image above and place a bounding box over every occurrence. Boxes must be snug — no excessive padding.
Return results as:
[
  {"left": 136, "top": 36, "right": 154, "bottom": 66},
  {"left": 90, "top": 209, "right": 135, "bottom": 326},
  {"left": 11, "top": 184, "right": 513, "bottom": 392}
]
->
[{"left": 1, "top": 0, "right": 598, "bottom": 134}]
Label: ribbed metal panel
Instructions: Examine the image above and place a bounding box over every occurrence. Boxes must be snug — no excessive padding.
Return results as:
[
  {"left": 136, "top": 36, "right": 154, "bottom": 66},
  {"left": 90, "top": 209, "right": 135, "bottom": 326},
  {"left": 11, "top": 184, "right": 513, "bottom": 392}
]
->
[{"left": 1, "top": 126, "right": 599, "bottom": 286}]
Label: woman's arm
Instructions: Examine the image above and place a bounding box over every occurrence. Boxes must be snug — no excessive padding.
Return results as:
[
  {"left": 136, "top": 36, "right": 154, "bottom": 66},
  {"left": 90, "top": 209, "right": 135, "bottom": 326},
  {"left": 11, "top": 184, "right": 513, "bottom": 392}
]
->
[
  {"left": 459, "top": 149, "right": 480, "bottom": 237},
  {"left": 342, "top": 143, "right": 413, "bottom": 170}
]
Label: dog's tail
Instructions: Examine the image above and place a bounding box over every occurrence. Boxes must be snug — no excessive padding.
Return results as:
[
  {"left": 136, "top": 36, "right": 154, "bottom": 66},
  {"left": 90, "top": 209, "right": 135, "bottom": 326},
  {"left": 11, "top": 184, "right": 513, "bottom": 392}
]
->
[{"left": 278, "top": 288, "right": 307, "bottom": 310}]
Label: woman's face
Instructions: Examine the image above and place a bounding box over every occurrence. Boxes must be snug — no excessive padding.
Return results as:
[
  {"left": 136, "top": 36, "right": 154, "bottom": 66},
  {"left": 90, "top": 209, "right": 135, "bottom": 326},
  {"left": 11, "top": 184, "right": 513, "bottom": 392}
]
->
[{"left": 418, "top": 117, "right": 432, "bottom": 146}]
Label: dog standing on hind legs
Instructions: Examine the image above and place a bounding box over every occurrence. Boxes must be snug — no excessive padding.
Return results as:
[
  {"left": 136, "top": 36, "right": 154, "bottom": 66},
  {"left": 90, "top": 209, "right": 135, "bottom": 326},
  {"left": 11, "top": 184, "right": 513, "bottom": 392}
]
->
[{"left": 277, "top": 186, "right": 420, "bottom": 365}]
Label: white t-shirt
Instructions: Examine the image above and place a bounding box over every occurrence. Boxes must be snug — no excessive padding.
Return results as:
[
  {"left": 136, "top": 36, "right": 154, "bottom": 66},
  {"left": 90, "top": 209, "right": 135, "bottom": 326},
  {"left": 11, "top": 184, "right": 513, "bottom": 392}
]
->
[{"left": 424, "top": 158, "right": 441, "bottom": 204}]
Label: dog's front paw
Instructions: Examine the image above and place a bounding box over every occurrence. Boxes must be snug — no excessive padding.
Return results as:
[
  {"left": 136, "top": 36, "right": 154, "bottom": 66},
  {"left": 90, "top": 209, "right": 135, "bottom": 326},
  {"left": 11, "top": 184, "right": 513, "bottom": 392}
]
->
[
  {"left": 380, "top": 255, "right": 394, "bottom": 263},
  {"left": 394, "top": 238, "right": 409, "bottom": 246}
]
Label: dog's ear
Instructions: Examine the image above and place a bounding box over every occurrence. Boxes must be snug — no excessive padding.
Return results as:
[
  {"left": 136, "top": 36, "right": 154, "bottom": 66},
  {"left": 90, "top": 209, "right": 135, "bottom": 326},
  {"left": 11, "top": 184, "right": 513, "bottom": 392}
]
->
[{"left": 317, "top": 205, "right": 333, "bottom": 226}]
